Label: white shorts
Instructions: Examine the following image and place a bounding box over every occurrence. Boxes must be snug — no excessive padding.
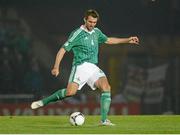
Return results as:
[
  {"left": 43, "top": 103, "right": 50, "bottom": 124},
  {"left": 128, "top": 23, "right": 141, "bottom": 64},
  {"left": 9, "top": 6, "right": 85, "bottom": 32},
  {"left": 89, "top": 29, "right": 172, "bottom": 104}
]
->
[{"left": 68, "top": 62, "right": 106, "bottom": 90}]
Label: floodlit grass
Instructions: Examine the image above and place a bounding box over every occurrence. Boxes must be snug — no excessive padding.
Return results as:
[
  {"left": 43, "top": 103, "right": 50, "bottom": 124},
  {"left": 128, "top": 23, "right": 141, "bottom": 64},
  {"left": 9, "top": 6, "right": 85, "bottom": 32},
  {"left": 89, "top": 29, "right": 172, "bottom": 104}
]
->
[{"left": 0, "top": 115, "right": 180, "bottom": 134}]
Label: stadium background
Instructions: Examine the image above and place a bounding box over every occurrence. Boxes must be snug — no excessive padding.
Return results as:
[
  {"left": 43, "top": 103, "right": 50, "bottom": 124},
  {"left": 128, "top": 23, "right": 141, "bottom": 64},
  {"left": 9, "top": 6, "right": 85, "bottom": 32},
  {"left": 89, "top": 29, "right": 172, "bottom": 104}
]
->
[{"left": 0, "top": 0, "right": 180, "bottom": 115}]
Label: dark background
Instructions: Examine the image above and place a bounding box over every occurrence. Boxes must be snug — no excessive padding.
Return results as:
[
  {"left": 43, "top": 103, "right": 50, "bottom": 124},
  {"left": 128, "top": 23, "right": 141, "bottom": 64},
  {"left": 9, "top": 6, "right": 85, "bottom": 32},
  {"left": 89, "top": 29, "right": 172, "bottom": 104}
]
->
[{"left": 0, "top": 0, "right": 180, "bottom": 115}]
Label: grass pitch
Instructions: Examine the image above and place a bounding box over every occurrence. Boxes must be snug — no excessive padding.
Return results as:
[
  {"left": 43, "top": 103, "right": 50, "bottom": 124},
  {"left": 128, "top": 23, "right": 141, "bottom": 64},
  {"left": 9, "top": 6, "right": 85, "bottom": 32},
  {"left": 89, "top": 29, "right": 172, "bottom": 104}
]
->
[{"left": 0, "top": 115, "right": 180, "bottom": 134}]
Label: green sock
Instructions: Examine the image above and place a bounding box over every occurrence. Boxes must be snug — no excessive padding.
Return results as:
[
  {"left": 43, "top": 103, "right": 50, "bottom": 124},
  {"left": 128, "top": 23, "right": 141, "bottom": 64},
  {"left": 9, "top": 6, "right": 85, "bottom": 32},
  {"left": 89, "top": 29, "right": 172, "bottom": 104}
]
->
[
  {"left": 42, "top": 88, "right": 67, "bottom": 105},
  {"left": 100, "top": 91, "right": 111, "bottom": 122}
]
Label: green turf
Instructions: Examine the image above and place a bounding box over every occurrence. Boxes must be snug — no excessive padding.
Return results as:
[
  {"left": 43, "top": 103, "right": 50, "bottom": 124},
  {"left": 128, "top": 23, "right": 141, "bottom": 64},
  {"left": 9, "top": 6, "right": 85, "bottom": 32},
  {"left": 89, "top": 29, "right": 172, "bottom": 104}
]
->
[{"left": 0, "top": 115, "right": 180, "bottom": 134}]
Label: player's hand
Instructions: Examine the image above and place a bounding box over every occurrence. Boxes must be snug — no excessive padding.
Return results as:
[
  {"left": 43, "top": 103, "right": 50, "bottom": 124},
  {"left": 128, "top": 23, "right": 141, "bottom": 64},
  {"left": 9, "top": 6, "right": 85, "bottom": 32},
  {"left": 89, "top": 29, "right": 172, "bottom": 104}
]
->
[
  {"left": 51, "top": 68, "right": 59, "bottom": 77},
  {"left": 129, "top": 36, "right": 139, "bottom": 45}
]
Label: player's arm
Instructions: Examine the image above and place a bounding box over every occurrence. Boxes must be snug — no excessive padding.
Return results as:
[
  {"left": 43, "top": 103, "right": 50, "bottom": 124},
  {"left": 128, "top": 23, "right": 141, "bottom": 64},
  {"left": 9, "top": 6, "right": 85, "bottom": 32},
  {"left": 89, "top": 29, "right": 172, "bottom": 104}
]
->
[
  {"left": 51, "top": 47, "right": 66, "bottom": 77},
  {"left": 105, "top": 36, "right": 139, "bottom": 45}
]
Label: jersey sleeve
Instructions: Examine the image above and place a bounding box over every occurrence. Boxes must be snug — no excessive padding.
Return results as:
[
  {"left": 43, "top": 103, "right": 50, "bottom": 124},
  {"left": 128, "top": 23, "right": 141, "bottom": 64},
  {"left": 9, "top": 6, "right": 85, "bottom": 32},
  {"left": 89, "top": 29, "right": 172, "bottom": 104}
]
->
[
  {"left": 97, "top": 28, "right": 108, "bottom": 45},
  {"left": 62, "top": 32, "right": 76, "bottom": 52}
]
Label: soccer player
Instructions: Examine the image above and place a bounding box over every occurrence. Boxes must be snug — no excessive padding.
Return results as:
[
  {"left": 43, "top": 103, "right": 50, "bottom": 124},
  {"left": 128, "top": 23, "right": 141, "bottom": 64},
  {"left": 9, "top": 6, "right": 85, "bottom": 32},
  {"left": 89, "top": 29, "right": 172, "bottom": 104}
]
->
[{"left": 31, "top": 9, "right": 139, "bottom": 126}]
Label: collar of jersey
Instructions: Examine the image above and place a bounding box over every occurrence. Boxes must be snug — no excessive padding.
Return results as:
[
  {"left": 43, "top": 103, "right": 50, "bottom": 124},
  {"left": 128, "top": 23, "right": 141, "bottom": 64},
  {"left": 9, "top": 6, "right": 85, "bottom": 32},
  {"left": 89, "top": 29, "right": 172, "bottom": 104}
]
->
[{"left": 80, "top": 25, "right": 95, "bottom": 34}]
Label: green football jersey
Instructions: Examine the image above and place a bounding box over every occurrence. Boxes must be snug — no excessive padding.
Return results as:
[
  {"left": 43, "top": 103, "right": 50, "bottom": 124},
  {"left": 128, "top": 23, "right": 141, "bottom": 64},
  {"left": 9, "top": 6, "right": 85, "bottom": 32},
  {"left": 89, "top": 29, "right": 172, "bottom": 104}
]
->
[{"left": 62, "top": 26, "right": 108, "bottom": 65}]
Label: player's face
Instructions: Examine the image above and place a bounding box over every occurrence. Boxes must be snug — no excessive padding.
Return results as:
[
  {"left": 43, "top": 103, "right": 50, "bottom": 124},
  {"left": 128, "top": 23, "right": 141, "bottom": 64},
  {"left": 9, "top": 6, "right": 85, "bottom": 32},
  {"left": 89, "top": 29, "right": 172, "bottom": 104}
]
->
[{"left": 84, "top": 16, "right": 98, "bottom": 31}]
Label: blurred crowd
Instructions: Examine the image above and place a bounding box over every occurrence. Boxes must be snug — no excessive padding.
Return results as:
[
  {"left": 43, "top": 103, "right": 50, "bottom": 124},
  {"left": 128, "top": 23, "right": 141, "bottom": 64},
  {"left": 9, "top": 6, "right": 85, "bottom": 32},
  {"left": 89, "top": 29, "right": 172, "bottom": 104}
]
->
[{"left": 0, "top": 8, "right": 43, "bottom": 97}]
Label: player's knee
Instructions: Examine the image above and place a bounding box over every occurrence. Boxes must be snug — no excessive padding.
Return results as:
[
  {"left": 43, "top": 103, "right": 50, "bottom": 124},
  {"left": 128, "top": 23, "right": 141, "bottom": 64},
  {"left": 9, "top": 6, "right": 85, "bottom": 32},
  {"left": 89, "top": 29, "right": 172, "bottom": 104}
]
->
[
  {"left": 66, "top": 83, "right": 78, "bottom": 96},
  {"left": 66, "top": 89, "right": 77, "bottom": 96},
  {"left": 102, "top": 84, "right": 111, "bottom": 91}
]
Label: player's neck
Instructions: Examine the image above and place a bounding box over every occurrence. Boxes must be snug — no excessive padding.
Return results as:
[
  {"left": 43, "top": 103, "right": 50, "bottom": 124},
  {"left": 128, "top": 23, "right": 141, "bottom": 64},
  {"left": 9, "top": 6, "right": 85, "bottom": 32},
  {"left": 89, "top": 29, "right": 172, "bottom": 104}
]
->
[
  {"left": 81, "top": 25, "right": 95, "bottom": 34},
  {"left": 83, "top": 25, "right": 93, "bottom": 32}
]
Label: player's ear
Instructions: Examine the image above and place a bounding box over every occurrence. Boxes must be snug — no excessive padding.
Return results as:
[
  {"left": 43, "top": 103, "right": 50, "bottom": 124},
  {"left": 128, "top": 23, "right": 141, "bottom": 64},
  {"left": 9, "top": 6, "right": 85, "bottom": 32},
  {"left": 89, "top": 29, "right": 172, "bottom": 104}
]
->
[{"left": 83, "top": 18, "right": 86, "bottom": 23}]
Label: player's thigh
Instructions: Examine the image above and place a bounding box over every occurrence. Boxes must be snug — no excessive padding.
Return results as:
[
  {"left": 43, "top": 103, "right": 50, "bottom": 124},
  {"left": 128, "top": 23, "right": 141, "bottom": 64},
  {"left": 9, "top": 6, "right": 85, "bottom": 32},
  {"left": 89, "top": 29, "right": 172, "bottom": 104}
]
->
[
  {"left": 66, "top": 82, "right": 79, "bottom": 96},
  {"left": 69, "top": 63, "right": 93, "bottom": 90},
  {"left": 95, "top": 77, "right": 111, "bottom": 92}
]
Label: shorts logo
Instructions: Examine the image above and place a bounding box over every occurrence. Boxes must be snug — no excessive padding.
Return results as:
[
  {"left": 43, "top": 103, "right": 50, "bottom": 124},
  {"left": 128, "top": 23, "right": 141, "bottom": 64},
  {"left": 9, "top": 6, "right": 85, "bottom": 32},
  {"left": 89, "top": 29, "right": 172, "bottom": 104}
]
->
[{"left": 75, "top": 77, "right": 81, "bottom": 82}]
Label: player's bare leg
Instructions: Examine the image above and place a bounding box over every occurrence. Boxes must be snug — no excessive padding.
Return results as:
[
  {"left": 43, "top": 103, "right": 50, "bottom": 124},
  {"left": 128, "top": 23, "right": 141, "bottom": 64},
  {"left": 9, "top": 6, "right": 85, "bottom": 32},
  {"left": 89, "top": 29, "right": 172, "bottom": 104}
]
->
[
  {"left": 66, "top": 82, "right": 79, "bottom": 96},
  {"left": 31, "top": 82, "right": 78, "bottom": 109},
  {"left": 95, "top": 77, "right": 115, "bottom": 126}
]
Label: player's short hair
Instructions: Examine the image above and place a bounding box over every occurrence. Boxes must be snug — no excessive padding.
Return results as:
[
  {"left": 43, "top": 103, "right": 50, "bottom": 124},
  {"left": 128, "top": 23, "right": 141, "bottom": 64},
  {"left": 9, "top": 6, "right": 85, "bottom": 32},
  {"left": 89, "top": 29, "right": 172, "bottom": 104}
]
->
[{"left": 84, "top": 9, "right": 99, "bottom": 20}]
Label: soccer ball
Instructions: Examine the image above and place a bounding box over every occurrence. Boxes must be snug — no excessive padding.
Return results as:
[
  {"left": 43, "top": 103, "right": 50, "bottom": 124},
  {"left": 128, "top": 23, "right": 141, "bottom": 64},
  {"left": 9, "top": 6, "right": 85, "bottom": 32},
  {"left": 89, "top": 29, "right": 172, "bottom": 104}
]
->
[{"left": 69, "top": 112, "right": 85, "bottom": 126}]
